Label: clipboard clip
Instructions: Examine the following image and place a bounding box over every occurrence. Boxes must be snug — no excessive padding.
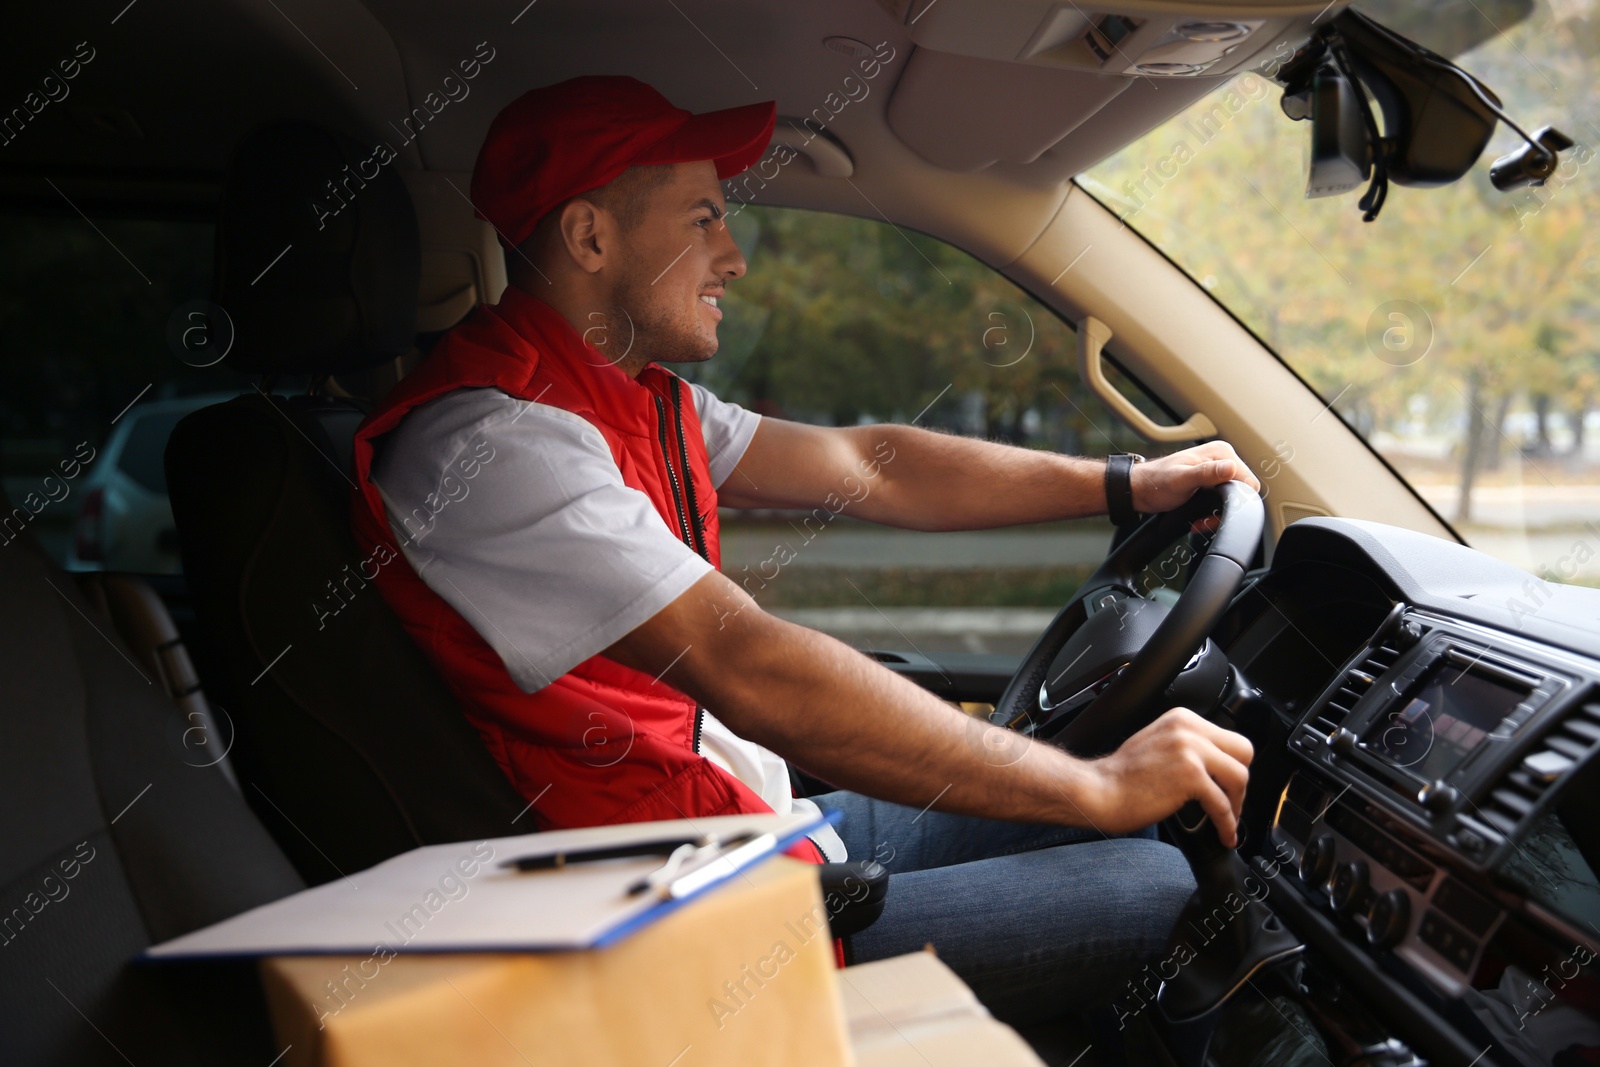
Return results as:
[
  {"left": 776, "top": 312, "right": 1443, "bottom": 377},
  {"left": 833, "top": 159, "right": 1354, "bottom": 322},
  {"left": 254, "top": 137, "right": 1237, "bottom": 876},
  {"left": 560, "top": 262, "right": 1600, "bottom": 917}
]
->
[{"left": 626, "top": 831, "right": 778, "bottom": 900}]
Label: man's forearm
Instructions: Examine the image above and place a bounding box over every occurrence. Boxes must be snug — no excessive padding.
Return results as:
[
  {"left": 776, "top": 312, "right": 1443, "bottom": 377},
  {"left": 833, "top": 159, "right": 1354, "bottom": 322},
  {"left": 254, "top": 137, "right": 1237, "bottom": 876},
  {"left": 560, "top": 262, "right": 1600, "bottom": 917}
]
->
[
  {"left": 842, "top": 424, "right": 1108, "bottom": 532},
  {"left": 684, "top": 608, "right": 1110, "bottom": 826},
  {"left": 608, "top": 571, "right": 1255, "bottom": 841}
]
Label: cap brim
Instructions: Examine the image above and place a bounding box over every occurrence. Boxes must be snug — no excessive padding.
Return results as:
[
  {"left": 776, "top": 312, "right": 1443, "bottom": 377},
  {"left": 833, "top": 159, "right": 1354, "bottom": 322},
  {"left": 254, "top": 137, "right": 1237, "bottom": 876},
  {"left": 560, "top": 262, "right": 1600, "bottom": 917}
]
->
[{"left": 634, "top": 99, "right": 776, "bottom": 179}]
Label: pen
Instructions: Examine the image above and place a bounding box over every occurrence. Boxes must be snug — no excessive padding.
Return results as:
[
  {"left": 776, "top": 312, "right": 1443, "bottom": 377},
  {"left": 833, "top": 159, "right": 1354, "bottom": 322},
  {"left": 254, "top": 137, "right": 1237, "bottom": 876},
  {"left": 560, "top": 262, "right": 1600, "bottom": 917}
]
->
[
  {"left": 499, "top": 831, "right": 757, "bottom": 872},
  {"left": 500, "top": 836, "right": 702, "bottom": 871}
]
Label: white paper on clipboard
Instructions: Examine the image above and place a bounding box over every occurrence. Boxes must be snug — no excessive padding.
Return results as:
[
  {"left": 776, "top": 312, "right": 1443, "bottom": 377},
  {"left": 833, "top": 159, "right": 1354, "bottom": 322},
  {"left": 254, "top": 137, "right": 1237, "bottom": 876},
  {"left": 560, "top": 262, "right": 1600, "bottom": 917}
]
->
[{"left": 143, "top": 811, "right": 830, "bottom": 961}]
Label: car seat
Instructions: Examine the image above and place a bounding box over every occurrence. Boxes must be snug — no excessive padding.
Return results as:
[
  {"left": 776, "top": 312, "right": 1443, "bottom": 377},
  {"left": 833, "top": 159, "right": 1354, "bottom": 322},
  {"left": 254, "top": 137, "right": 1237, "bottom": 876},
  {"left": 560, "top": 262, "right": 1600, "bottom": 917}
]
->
[
  {"left": 74, "top": 572, "right": 240, "bottom": 792},
  {"left": 0, "top": 492, "right": 304, "bottom": 1064},
  {"left": 163, "top": 120, "right": 527, "bottom": 885}
]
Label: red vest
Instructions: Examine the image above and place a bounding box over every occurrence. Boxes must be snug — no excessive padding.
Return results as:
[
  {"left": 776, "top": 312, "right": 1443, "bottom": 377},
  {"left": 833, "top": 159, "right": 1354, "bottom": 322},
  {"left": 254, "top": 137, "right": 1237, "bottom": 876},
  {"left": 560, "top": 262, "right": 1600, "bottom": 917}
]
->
[{"left": 350, "top": 286, "right": 821, "bottom": 863}]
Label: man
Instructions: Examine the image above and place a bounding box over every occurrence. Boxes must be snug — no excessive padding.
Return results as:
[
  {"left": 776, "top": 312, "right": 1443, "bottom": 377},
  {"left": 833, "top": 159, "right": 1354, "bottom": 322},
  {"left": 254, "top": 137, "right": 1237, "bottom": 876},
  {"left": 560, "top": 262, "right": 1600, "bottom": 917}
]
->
[{"left": 350, "top": 76, "right": 1261, "bottom": 1023}]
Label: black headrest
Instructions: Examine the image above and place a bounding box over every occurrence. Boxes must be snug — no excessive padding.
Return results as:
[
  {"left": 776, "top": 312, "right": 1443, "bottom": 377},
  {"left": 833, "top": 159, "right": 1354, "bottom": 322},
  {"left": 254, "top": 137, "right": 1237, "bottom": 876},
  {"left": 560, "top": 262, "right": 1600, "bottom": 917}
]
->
[{"left": 214, "top": 120, "right": 420, "bottom": 376}]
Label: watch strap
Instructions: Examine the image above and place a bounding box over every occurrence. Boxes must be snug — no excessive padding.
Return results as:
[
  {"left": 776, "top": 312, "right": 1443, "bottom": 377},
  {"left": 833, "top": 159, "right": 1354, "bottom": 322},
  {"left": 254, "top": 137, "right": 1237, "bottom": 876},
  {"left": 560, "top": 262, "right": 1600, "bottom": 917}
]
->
[{"left": 1105, "top": 452, "right": 1142, "bottom": 527}]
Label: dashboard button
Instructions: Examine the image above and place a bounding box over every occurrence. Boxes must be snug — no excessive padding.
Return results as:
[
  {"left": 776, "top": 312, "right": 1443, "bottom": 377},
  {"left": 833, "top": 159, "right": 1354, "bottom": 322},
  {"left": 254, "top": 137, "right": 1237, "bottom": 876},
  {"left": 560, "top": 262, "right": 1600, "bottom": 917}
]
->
[
  {"left": 1420, "top": 909, "right": 1478, "bottom": 972},
  {"left": 1434, "top": 879, "right": 1499, "bottom": 937},
  {"left": 1330, "top": 860, "right": 1369, "bottom": 914},
  {"left": 1329, "top": 728, "right": 1359, "bottom": 756},
  {"left": 1367, "top": 889, "right": 1410, "bottom": 949}
]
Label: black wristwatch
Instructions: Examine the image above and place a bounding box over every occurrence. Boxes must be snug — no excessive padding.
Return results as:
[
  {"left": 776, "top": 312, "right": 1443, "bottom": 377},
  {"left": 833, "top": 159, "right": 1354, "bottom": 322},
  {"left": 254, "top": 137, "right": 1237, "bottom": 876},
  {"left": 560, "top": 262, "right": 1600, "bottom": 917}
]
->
[{"left": 1105, "top": 452, "right": 1145, "bottom": 527}]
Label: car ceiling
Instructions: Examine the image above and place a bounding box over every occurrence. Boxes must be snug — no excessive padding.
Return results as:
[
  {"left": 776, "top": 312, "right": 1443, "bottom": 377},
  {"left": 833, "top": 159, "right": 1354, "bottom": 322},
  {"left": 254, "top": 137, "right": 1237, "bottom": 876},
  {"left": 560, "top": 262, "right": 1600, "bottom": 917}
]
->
[{"left": 0, "top": 0, "right": 1339, "bottom": 267}]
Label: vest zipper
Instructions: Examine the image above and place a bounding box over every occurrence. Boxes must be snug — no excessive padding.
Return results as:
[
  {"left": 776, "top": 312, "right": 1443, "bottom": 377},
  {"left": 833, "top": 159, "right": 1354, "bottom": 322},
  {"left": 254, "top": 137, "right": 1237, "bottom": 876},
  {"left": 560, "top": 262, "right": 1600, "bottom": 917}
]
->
[
  {"left": 653, "top": 387, "right": 710, "bottom": 758},
  {"left": 652, "top": 394, "right": 696, "bottom": 550},
  {"left": 668, "top": 379, "right": 710, "bottom": 560}
]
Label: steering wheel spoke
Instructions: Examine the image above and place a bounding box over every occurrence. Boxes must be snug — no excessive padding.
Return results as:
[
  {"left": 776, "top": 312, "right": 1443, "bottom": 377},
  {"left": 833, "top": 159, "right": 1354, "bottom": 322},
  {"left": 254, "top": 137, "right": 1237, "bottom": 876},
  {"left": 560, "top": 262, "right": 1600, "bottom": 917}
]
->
[{"left": 992, "top": 480, "right": 1264, "bottom": 757}]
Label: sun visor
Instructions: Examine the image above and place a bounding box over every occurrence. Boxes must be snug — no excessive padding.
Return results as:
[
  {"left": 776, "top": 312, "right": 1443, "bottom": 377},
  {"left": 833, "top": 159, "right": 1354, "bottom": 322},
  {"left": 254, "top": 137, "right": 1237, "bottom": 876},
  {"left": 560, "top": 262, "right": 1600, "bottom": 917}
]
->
[{"left": 887, "top": 53, "right": 1133, "bottom": 171}]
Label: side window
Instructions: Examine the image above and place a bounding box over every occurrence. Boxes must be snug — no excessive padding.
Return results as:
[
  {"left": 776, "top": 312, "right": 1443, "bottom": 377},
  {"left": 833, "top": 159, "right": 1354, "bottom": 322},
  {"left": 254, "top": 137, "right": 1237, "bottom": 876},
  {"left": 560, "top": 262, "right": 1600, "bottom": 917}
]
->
[
  {"left": 686, "top": 205, "right": 1175, "bottom": 656},
  {"left": 0, "top": 209, "right": 240, "bottom": 573}
]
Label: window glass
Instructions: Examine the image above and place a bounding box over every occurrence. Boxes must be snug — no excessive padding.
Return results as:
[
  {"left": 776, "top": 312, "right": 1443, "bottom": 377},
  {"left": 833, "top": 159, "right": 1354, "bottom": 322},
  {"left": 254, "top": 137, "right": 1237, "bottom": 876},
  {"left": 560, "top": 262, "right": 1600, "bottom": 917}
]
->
[
  {"left": 684, "top": 204, "right": 1177, "bottom": 656},
  {"left": 1080, "top": 1, "right": 1600, "bottom": 591},
  {"left": 0, "top": 209, "right": 241, "bottom": 572},
  {"left": 118, "top": 409, "right": 189, "bottom": 495}
]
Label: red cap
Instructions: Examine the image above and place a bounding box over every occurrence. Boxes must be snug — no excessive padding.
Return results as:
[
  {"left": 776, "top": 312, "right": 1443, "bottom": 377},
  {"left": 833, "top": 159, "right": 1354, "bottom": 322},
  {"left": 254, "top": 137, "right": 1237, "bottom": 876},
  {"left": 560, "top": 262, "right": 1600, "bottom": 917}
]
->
[{"left": 470, "top": 76, "right": 776, "bottom": 250}]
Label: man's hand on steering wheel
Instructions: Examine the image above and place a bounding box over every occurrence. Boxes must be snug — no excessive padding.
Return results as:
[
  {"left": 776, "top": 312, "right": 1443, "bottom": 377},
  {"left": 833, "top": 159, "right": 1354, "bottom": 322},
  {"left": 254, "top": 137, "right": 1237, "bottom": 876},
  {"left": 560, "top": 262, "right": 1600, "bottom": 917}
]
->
[
  {"left": 1081, "top": 708, "right": 1255, "bottom": 847},
  {"left": 1132, "top": 441, "right": 1262, "bottom": 515}
]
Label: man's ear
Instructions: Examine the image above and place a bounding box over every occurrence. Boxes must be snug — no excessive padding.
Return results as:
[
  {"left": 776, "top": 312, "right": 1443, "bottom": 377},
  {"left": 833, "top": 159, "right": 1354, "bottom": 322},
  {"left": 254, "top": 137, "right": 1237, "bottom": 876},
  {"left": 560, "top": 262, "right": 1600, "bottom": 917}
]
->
[{"left": 556, "top": 198, "right": 612, "bottom": 274}]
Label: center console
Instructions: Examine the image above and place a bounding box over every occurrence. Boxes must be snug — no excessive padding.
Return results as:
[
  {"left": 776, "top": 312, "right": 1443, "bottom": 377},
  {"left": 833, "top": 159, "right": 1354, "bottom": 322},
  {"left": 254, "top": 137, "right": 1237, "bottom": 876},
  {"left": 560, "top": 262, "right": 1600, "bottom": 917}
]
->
[{"left": 1265, "top": 606, "right": 1600, "bottom": 1063}]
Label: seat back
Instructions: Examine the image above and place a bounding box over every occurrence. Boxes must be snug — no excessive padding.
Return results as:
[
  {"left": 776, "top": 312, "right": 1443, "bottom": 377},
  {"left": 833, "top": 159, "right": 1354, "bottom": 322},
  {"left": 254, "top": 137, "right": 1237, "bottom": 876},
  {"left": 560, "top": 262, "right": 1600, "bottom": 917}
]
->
[
  {"left": 75, "top": 571, "right": 241, "bottom": 792},
  {"left": 0, "top": 512, "right": 304, "bottom": 1064},
  {"left": 164, "top": 120, "right": 526, "bottom": 885}
]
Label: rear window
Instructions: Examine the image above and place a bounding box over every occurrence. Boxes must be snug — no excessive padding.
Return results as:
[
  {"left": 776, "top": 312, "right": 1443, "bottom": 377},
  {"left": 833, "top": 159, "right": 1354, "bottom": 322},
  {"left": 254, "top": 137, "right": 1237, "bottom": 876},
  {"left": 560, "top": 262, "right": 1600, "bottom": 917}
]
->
[
  {"left": 0, "top": 206, "right": 245, "bottom": 566},
  {"left": 118, "top": 410, "right": 189, "bottom": 494}
]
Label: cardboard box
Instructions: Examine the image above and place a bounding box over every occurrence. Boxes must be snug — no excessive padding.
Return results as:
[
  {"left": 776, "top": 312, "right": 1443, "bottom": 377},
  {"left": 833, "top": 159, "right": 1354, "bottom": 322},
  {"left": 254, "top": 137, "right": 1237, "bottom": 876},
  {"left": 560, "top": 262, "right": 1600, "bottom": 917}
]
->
[
  {"left": 842, "top": 952, "right": 1045, "bottom": 1067},
  {"left": 261, "top": 858, "right": 850, "bottom": 1067}
]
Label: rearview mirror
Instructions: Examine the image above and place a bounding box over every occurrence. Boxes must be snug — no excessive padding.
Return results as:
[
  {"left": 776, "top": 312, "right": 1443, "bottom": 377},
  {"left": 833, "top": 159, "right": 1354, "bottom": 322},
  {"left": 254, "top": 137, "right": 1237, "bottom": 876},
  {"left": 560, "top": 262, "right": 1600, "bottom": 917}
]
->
[
  {"left": 1305, "top": 58, "right": 1371, "bottom": 199},
  {"left": 1272, "top": 8, "right": 1570, "bottom": 221}
]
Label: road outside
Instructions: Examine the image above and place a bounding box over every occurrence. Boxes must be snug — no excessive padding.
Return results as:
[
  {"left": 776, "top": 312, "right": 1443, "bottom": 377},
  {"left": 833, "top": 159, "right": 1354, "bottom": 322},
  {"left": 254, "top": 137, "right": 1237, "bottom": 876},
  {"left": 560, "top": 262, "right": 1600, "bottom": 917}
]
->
[
  {"left": 723, "top": 471, "right": 1600, "bottom": 659},
  {"left": 721, "top": 516, "right": 1109, "bottom": 657}
]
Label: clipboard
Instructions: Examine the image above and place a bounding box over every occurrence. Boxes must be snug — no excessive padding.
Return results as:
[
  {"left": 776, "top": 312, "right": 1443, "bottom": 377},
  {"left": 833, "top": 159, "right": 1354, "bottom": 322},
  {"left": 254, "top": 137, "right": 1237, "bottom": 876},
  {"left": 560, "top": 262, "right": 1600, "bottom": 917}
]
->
[{"left": 143, "top": 811, "right": 835, "bottom": 961}]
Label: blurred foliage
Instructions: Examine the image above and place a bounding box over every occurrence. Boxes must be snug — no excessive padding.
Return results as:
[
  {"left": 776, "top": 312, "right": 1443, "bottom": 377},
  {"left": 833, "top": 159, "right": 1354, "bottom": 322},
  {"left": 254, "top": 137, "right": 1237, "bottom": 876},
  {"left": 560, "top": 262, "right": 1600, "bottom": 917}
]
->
[
  {"left": 1080, "top": 0, "right": 1600, "bottom": 524},
  {"left": 683, "top": 205, "right": 1169, "bottom": 457},
  {"left": 1354, "top": 0, "right": 1536, "bottom": 57}
]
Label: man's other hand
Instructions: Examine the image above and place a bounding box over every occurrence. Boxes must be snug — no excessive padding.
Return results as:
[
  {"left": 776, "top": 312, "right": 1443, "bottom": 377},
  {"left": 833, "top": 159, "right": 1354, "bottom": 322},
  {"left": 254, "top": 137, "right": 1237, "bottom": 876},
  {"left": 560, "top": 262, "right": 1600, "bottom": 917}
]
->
[
  {"left": 1131, "top": 441, "right": 1260, "bottom": 515},
  {"left": 1082, "top": 708, "right": 1254, "bottom": 846}
]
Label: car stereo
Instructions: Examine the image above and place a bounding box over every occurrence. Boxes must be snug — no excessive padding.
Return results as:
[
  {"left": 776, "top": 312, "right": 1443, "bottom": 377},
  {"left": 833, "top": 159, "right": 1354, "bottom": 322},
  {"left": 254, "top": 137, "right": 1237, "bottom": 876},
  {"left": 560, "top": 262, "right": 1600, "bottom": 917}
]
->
[
  {"left": 1274, "top": 606, "right": 1600, "bottom": 1013},
  {"left": 1287, "top": 615, "right": 1575, "bottom": 861},
  {"left": 1355, "top": 648, "right": 1547, "bottom": 803}
]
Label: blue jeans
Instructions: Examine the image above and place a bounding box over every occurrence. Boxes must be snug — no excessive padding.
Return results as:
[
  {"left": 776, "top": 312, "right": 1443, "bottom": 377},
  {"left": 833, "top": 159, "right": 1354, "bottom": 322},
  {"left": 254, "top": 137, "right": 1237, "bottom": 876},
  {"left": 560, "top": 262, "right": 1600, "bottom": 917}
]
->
[{"left": 813, "top": 790, "right": 1195, "bottom": 1026}]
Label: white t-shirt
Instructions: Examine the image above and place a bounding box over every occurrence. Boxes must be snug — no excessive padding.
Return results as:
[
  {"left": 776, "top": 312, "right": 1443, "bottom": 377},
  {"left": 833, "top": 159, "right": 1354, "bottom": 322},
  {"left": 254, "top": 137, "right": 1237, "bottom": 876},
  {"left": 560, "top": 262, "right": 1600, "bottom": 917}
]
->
[{"left": 370, "top": 381, "right": 845, "bottom": 861}]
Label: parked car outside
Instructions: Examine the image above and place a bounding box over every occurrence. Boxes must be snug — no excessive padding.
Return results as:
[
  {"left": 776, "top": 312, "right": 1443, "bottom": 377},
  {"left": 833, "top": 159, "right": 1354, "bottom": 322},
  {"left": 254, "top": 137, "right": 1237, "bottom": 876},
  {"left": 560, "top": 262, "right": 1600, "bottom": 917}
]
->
[{"left": 67, "top": 392, "right": 237, "bottom": 574}]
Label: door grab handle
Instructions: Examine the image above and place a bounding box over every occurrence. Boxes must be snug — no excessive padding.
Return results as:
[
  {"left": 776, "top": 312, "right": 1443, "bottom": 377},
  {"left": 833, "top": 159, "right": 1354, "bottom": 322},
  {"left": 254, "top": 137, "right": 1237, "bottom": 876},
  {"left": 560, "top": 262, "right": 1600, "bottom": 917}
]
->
[{"left": 1077, "top": 315, "right": 1217, "bottom": 443}]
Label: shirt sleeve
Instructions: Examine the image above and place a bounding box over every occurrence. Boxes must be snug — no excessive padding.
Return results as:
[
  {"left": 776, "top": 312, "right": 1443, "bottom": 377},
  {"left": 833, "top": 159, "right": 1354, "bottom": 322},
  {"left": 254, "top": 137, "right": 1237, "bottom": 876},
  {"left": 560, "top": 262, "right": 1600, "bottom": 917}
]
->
[
  {"left": 689, "top": 381, "right": 761, "bottom": 489},
  {"left": 369, "top": 388, "right": 713, "bottom": 693}
]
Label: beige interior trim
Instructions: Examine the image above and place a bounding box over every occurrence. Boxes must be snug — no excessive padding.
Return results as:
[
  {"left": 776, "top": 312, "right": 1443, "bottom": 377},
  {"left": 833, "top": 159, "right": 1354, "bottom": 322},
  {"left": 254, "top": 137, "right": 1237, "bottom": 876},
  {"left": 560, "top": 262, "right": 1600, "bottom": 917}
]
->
[
  {"left": 769, "top": 122, "right": 855, "bottom": 178},
  {"left": 418, "top": 282, "right": 480, "bottom": 333},
  {"left": 401, "top": 170, "right": 508, "bottom": 329},
  {"left": 1005, "top": 185, "right": 1457, "bottom": 548},
  {"left": 1078, "top": 315, "right": 1217, "bottom": 442}
]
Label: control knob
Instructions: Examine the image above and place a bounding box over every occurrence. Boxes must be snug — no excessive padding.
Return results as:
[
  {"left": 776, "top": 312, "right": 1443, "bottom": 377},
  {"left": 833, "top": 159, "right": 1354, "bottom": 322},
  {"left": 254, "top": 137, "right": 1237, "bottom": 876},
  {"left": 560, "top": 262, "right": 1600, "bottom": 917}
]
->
[
  {"left": 1330, "top": 860, "right": 1369, "bottom": 914},
  {"left": 1299, "top": 833, "right": 1337, "bottom": 889},
  {"left": 1329, "top": 728, "right": 1359, "bottom": 756},
  {"left": 1367, "top": 888, "right": 1410, "bottom": 949},
  {"left": 1416, "top": 779, "right": 1460, "bottom": 816}
]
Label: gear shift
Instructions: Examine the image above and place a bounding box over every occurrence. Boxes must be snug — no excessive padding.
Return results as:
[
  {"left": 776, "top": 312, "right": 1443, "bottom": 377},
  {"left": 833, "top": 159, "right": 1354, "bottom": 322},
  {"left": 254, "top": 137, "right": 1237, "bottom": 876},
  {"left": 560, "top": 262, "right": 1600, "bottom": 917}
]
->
[{"left": 1155, "top": 802, "right": 1304, "bottom": 1025}]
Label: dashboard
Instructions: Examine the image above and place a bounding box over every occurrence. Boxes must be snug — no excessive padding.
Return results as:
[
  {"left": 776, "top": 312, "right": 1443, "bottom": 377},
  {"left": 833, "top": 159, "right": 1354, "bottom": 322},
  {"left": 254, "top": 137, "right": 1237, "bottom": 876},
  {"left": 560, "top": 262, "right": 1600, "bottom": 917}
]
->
[{"left": 1215, "top": 517, "right": 1600, "bottom": 1067}]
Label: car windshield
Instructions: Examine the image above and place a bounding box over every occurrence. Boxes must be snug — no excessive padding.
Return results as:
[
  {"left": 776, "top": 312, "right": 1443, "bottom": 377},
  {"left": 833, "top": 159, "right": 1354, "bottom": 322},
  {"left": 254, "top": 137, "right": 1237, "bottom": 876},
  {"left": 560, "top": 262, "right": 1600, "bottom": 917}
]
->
[{"left": 1080, "top": 0, "right": 1600, "bottom": 590}]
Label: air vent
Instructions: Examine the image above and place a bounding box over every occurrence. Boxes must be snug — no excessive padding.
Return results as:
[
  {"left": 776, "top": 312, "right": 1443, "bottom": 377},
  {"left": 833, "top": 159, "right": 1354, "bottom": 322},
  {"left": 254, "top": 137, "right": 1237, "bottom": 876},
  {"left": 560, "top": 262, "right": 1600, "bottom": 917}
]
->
[
  {"left": 1313, "top": 638, "right": 1404, "bottom": 735},
  {"left": 1468, "top": 700, "right": 1600, "bottom": 841}
]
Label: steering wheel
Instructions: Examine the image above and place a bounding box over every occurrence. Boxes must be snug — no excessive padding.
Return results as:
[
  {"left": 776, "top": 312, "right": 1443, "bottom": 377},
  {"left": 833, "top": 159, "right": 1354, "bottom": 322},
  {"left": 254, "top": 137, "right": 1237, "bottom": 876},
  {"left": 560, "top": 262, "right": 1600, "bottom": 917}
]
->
[{"left": 990, "top": 479, "right": 1264, "bottom": 757}]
